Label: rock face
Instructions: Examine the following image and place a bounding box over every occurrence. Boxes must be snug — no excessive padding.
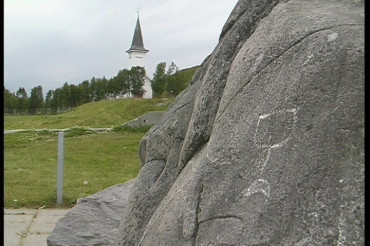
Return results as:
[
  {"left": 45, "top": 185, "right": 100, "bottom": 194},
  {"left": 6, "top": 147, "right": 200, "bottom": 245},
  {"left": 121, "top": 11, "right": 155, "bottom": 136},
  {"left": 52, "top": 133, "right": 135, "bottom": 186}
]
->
[
  {"left": 116, "top": 0, "right": 364, "bottom": 245},
  {"left": 47, "top": 180, "right": 135, "bottom": 246}
]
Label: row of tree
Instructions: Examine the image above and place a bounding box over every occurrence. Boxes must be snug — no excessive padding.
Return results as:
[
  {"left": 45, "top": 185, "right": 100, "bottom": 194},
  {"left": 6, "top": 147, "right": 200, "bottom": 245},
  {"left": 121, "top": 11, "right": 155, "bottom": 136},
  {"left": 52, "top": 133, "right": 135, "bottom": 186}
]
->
[
  {"left": 44, "top": 66, "right": 146, "bottom": 112},
  {"left": 4, "top": 86, "right": 44, "bottom": 115},
  {"left": 4, "top": 62, "right": 198, "bottom": 115},
  {"left": 4, "top": 66, "right": 146, "bottom": 114}
]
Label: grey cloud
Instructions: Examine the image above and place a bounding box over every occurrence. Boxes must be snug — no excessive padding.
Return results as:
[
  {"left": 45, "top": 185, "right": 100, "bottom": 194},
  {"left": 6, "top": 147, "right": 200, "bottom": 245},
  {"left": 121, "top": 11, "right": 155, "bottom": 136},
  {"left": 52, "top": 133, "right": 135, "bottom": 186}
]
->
[{"left": 4, "top": 0, "right": 238, "bottom": 95}]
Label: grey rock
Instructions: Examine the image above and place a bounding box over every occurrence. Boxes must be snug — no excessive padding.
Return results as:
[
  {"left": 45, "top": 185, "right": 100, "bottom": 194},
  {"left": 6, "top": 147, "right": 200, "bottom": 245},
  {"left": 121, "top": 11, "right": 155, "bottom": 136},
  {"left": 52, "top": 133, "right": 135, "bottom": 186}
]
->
[
  {"left": 47, "top": 180, "right": 135, "bottom": 246},
  {"left": 123, "top": 111, "right": 164, "bottom": 128},
  {"left": 116, "top": 0, "right": 364, "bottom": 246}
]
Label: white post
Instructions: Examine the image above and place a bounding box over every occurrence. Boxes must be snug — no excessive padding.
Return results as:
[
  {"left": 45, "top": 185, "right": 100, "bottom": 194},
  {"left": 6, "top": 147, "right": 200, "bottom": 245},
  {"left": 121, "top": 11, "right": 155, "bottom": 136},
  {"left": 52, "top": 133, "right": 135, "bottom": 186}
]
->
[{"left": 57, "top": 131, "right": 65, "bottom": 205}]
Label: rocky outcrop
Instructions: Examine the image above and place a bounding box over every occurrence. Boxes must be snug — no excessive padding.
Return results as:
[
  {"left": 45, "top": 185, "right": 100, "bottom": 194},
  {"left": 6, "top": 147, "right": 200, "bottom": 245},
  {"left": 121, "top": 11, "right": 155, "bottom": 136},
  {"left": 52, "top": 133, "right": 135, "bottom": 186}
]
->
[
  {"left": 47, "top": 180, "right": 135, "bottom": 246},
  {"left": 117, "top": 0, "right": 364, "bottom": 245},
  {"left": 122, "top": 111, "right": 164, "bottom": 128}
]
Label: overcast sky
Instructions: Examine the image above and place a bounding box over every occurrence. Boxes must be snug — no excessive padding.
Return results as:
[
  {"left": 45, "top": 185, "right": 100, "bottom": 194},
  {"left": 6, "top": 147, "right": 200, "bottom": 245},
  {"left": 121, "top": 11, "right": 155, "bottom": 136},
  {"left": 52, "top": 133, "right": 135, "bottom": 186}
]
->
[{"left": 4, "top": 0, "right": 239, "bottom": 96}]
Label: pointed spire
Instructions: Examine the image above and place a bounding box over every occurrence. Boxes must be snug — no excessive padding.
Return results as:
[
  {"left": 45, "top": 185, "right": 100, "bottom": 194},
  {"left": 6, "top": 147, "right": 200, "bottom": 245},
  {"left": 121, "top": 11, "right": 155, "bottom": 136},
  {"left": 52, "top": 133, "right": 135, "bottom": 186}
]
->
[{"left": 126, "top": 15, "right": 149, "bottom": 53}]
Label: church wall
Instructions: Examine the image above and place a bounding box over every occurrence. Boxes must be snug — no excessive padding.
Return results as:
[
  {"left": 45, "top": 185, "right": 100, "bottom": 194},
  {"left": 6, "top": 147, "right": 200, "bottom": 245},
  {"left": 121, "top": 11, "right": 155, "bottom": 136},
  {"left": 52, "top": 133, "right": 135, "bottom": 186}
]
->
[
  {"left": 143, "top": 77, "right": 152, "bottom": 99},
  {"left": 129, "top": 52, "right": 146, "bottom": 69}
]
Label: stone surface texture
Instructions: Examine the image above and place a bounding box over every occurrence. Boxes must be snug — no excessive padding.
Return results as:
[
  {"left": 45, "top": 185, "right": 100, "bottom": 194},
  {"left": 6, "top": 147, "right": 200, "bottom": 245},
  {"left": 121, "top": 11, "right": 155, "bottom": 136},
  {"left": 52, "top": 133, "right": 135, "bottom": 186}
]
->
[
  {"left": 116, "top": 0, "right": 364, "bottom": 245},
  {"left": 47, "top": 180, "right": 135, "bottom": 246},
  {"left": 123, "top": 111, "right": 164, "bottom": 128}
]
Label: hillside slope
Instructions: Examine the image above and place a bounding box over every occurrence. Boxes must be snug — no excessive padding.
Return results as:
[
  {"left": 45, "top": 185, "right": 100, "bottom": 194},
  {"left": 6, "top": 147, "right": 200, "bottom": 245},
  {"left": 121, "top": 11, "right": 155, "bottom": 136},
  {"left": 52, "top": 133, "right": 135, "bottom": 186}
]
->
[{"left": 4, "top": 98, "right": 173, "bottom": 130}]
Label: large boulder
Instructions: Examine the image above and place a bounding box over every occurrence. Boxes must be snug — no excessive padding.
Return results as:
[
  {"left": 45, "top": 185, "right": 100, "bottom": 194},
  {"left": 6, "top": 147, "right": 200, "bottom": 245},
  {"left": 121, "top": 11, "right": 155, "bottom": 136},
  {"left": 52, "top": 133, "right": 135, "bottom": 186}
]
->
[{"left": 116, "top": 0, "right": 364, "bottom": 245}]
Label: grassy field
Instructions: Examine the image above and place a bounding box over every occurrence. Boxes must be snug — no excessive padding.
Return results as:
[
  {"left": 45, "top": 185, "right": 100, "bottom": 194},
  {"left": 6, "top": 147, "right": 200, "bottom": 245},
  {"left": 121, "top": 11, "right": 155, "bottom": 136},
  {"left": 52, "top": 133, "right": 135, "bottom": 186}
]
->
[
  {"left": 4, "top": 98, "right": 173, "bottom": 130},
  {"left": 4, "top": 98, "right": 173, "bottom": 208}
]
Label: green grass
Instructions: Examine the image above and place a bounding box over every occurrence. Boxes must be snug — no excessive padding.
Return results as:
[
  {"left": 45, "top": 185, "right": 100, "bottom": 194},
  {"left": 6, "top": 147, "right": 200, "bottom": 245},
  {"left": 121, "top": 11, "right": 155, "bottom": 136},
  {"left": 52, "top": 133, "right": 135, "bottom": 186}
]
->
[
  {"left": 4, "top": 130, "right": 146, "bottom": 208},
  {"left": 4, "top": 98, "right": 175, "bottom": 208},
  {"left": 4, "top": 98, "right": 173, "bottom": 130}
]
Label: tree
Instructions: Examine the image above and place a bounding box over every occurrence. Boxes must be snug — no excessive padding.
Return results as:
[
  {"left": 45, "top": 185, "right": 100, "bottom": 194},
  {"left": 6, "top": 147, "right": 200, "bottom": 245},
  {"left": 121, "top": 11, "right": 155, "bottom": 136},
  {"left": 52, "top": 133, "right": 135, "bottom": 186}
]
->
[
  {"left": 89, "top": 77, "right": 107, "bottom": 101},
  {"left": 4, "top": 87, "right": 18, "bottom": 114},
  {"left": 59, "top": 82, "right": 70, "bottom": 109},
  {"left": 166, "top": 62, "right": 178, "bottom": 76},
  {"left": 79, "top": 80, "right": 92, "bottom": 103},
  {"left": 152, "top": 62, "right": 186, "bottom": 97},
  {"left": 129, "top": 66, "right": 146, "bottom": 97},
  {"left": 106, "top": 78, "right": 116, "bottom": 98},
  {"left": 166, "top": 66, "right": 197, "bottom": 97},
  {"left": 52, "top": 88, "right": 63, "bottom": 112},
  {"left": 69, "top": 84, "right": 81, "bottom": 107},
  {"left": 45, "top": 90, "right": 54, "bottom": 112},
  {"left": 114, "top": 69, "right": 131, "bottom": 97},
  {"left": 151, "top": 62, "right": 167, "bottom": 97},
  {"left": 29, "top": 85, "right": 44, "bottom": 114},
  {"left": 16, "top": 87, "right": 29, "bottom": 114}
]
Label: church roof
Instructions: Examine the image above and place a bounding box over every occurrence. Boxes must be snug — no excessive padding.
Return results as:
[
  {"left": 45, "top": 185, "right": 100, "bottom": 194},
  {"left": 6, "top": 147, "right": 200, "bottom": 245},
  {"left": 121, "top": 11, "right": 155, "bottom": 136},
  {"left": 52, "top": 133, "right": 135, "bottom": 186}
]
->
[{"left": 126, "top": 17, "right": 149, "bottom": 53}]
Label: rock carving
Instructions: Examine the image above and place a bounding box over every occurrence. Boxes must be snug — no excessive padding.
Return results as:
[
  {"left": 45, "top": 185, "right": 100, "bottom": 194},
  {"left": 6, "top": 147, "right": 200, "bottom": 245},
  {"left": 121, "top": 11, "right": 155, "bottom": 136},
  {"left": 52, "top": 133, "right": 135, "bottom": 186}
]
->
[
  {"left": 48, "top": 0, "right": 364, "bottom": 245},
  {"left": 116, "top": 0, "right": 364, "bottom": 245},
  {"left": 243, "top": 178, "right": 271, "bottom": 198}
]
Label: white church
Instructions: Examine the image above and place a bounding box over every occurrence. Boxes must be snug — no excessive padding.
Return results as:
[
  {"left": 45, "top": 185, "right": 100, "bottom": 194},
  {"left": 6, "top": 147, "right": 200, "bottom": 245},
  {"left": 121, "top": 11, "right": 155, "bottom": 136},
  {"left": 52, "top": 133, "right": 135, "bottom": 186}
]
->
[{"left": 125, "top": 15, "right": 153, "bottom": 99}]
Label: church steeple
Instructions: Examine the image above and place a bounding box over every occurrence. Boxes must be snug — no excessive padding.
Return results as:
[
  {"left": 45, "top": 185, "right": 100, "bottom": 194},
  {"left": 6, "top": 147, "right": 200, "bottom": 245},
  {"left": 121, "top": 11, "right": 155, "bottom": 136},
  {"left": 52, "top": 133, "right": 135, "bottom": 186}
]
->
[
  {"left": 126, "top": 15, "right": 149, "bottom": 54},
  {"left": 126, "top": 15, "right": 149, "bottom": 69},
  {"left": 125, "top": 13, "right": 152, "bottom": 99}
]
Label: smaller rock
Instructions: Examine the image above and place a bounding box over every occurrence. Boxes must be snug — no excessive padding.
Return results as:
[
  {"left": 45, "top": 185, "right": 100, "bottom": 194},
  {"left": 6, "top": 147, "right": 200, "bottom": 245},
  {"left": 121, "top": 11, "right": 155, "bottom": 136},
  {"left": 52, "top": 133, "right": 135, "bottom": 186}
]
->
[
  {"left": 47, "top": 180, "right": 135, "bottom": 246},
  {"left": 123, "top": 111, "right": 164, "bottom": 128}
]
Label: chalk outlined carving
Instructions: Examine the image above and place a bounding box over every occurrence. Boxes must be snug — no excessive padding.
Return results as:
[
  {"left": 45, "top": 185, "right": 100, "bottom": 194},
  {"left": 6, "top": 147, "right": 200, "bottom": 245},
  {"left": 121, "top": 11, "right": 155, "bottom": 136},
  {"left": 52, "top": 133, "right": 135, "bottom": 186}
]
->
[
  {"left": 246, "top": 108, "right": 298, "bottom": 198},
  {"left": 243, "top": 178, "right": 271, "bottom": 198}
]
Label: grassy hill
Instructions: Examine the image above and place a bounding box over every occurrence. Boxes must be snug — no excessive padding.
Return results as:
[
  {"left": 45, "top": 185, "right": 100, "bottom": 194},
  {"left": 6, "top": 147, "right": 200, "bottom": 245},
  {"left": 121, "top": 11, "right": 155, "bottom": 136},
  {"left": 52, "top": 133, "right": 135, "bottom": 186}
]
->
[
  {"left": 4, "top": 98, "right": 174, "bottom": 130},
  {"left": 4, "top": 97, "right": 175, "bottom": 208}
]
